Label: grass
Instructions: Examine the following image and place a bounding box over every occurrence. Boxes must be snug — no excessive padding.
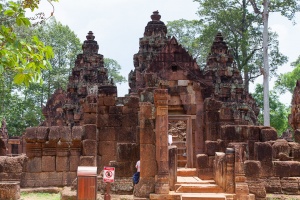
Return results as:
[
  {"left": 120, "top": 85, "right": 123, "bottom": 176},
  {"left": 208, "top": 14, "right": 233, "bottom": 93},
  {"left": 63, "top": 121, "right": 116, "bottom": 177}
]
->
[{"left": 20, "top": 192, "right": 60, "bottom": 200}]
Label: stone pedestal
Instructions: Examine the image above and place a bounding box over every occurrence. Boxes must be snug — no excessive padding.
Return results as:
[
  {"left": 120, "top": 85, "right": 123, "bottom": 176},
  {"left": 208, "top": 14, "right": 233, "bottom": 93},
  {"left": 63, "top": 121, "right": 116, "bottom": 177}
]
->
[{"left": 0, "top": 181, "right": 20, "bottom": 200}]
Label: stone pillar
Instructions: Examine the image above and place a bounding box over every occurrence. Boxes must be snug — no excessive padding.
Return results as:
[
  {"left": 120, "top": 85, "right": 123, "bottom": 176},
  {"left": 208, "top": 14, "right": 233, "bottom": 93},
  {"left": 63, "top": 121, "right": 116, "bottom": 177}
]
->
[
  {"left": 134, "top": 102, "right": 156, "bottom": 197},
  {"left": 231, "top": 143, "right": 250, "bottom": 199},
  {"left": 154, "top": 89, "right": 169, "bottom": 194},
  {"left": 168, "top": 145, "right": 177, "bottom": 191},
  {"left": 225, "top": 148, "right": 235, "bottom": 193}
]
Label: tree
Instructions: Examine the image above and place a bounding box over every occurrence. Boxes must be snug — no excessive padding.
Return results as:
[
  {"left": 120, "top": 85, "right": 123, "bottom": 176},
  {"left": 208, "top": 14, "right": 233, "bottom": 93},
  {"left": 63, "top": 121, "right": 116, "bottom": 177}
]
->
[
  {"left": 0, "top": 0, "right": 55, "bottom": 86},
  {"left": 275, "top": 62, "right": 300, "bottom": 94},
  {"left": 252, "top": 84, "right": 290, "bottom": 135},
  {"left": 250, "top": 0, "right": 300, "bottom": 126},
  {"left": 104, "top": 58, "right": 126, "bottom": 84},
  {"left": 30, "top": 18, "right": 82, "bottom": 106},
  {"left": 167, "top": 0, "right": 288, "bottom": 92},
  {"left": 0, "top": 0, "right": 57, "bottom": 129}
]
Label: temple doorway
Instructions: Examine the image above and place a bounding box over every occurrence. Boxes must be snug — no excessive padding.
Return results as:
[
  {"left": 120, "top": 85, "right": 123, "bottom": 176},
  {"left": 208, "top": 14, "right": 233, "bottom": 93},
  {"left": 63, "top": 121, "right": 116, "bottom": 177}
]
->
[{"left": 168, "top": 115, "right": 193, "bottom": 168}]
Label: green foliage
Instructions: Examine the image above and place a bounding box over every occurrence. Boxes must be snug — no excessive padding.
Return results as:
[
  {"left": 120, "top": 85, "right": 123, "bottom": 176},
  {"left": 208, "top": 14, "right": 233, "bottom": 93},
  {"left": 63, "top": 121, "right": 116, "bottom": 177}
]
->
[
  {"left": 31, "top": 17, "right": 82, "bottom": 103},
  {"left": 0, "top": 1, "right": 54, "bottom": 86},
  {"left": 275, "top": 63, "right": 300, "bottom": 94},
  {"left": 104, "top": 58, "right": 126, "bottom": 84},
  {"left": 252, "top": 84, "right": 290, "bottom": 135},
  {"left": 167, "top": 0, "right": 289, "bottom": 91}
]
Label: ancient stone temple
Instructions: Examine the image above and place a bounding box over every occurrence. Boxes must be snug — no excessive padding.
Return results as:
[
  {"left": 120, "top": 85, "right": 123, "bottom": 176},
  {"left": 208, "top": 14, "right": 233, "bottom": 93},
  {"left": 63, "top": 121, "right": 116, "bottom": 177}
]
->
[
  {"left": 1, "top": 11, "right": 300, "bottom": 200},
  {"left": 289, "top": 80, "right": 300, "bottom": 142}
]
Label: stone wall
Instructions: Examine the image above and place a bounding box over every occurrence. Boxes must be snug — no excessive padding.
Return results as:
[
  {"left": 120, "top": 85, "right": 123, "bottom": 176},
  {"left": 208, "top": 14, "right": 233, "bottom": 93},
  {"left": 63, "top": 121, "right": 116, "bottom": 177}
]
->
[{"left": 0, "top": 155, "right": 26, "bottom": 182}]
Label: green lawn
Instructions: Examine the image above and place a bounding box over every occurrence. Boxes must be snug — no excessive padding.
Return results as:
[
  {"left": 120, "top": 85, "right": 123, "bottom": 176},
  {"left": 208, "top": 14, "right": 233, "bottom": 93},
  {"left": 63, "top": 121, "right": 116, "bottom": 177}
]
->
[{"left": 20, "top": 192, "right": 60, "bottom": 200}]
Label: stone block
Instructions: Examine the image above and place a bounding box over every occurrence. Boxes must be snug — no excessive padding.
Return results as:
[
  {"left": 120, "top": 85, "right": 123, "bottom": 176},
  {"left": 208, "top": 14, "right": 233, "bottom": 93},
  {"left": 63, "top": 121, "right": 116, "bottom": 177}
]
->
[
  {"left": 82, "top": 139, "right": 97, "bottom": 156},
  {"left": 220, "top": 125, "right": 236, "bottom": 141},
  {"left": 289, "top": 142, "right": 300, "bottom": 161},
  {"left": 273, "top": 161, "right": 291, "bottom": 177},
  {"left": 59, "top": 126, "right": 72, "bottom": 142},
  {"left": 98, "top": 141, "right": 116, "bottom": 157},
  {"left": 63, "top": 172, "right": 77, "bottom": 186},
  {"left": 72, "top": 126, "right": 84, "bottom": 141},
  {"left": 80, "top": 156, "right": 96, "bottom": 166},
  {"left": 122, "top": 113, "right": 138, "bottom": 127},
  {"left": 117, "top": 127, "right": 137, "bottom": 142},
  {"left": 290, "top": 162, "right": 300, "bottom": 176},
  {"left": 272, "top": 139, "right": 290, "bottom": 159},
  {"left": 99, "top": 127, "right": 116, "bottom": 141},
  {"left": 26, "top": 143, "right": 42, "bottom": 158},
  {"left": 82, "top": 102, "right": 97, "bottom": 113},
  {"left": 56, "top": 156, "right": 69, "bottom": 172},
  {"left": 25, "top": 127, "right": 37, "bottom": 142},
  {"left": 56, "top": 142, "right": 70, "bottom": 157},
  {"left": 3, "top": 156, "right": 24, "bottom": 173},
  {"left": 41, "top": 172, "right": 63, "bottom": 187},
  {"left": 245, "top": 126, "right": 260, "bottom": 141},
  {"left": 0, "top": 181, "right": 20, "bottom": 200},
  {"left": 36, "top": 127, "right": 49, "bottom": 142},
  {"left": 247, "top": 140, "right": 255, "bottom": 160},
  {"left": 196, "top": 154, "right": 208, "bottom": 168},
  {"left": 69, "top": 155, "right": 80, "bottom": 172},
  {"left": 262, "top": 177, "right": 281, "bottom": 193},
  {"left": 103, "top": 96, "right": 116, "bottom": 106},
  {"left": 108, "top": 114, "right": 122, "bottom": 127},
  {"left": 97, "top": 114, "right": 109, "bottom": 128},
  {"left": 83, "top": 124, "right": 98, "bottom": 140},
  {"left": 25, "top": 157, "right": 42, "bottom": 173},
  {"left": 260, "top": 128, "right": 278, "bottom": 142},
  {"left": 83, "top": 113, "right": 96, "bottom": 124},
  {"left": 98, "top": 105, "right": 108, "bottom": 114},
  {"left": 254, "top": 142, "right": 272, "bottom": 163},
  {"left": 42, "top": 141, "right": 57, "bottom": 156},
  {"left": 109, "top": 106, "right": 123, "bottom": 114},
  {"left": 235, "top": 182, "right": 249, "bottom": 195},
  {"left": 205, "top": 141, "right": 219, "bottom": 156},
  {"left": 49, "top": 126, "right": 61, "bottom": 142},
  {"left": 122, "top": 96, "right": 139, "bottom": 108},
  {"left": 117, "top": 143, "right": 139, "bottom": 162},
  {"left": 281, "top": 177, "right": 299, "bottom": 194},
  {"left": 244, "top": 160, "right": 261, "bottom": 178},
  {"left": 42, "top": 156, "right": 55, "bottom": 172},
  {"left": 247, "top": 180, "right": 266, "bottom": 198}
]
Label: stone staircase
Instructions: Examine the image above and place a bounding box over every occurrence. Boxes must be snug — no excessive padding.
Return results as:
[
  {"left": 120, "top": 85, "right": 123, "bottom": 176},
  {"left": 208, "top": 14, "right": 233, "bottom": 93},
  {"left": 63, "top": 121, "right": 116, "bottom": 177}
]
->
[{"left": 174, "top": 168, "right": 235, "bottom": 200}]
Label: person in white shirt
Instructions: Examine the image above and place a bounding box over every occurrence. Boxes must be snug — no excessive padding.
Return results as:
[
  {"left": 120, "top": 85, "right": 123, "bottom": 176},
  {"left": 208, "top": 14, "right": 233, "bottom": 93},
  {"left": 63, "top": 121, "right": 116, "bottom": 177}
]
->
[{"left": 133, "top": 160, "right": 140, "bottom": 185}]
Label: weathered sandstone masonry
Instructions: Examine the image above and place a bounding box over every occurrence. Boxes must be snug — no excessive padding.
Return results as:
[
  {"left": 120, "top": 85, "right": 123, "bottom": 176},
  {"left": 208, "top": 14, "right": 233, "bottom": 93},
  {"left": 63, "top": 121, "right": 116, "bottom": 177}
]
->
[{"left": 1, "top": 11, "right": 300, "bottom": 200}]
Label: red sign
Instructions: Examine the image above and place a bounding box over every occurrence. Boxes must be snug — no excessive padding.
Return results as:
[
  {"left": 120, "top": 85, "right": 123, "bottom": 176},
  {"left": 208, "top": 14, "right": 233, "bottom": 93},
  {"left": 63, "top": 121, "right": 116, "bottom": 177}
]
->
[{"left": 103, "top": 167, "right": 115, "bottom": 183}]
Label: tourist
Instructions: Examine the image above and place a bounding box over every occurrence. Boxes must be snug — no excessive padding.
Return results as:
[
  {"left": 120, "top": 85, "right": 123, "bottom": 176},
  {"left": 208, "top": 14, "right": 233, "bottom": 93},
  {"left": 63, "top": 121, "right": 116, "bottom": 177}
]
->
[{"left": 132, "top": 160, "right": 140, "bottom": 185}]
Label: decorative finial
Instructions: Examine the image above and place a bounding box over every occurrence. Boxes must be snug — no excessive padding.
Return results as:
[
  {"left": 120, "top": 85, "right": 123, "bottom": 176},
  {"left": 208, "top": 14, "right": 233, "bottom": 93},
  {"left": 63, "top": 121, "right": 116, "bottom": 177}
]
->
[
  {"left": 86, "top": 31, "right": 95, "bottom": 41},
  {"left": 151, "top": 10, "right": 161, "bottom": 21}
]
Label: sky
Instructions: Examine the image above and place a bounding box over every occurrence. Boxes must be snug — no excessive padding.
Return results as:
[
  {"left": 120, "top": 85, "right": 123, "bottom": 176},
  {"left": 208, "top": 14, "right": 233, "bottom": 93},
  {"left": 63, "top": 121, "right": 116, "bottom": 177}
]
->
[{"left": 34, "top": 0, "right": 300, "bottom": 105}]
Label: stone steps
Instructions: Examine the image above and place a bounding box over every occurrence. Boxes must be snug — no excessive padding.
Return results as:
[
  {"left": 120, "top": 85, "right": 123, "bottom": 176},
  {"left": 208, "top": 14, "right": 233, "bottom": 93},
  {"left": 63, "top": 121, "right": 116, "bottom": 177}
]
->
[
  {"left": 177, "top": 168, "right": 198, "bottom": 177},
  {"left": 180, "top": 193, "right": 227, "bottom": 200},
  {"left": 174, "top": 168, "right": 228, "bottom": 200},
  {"left": 176, "top": 184, "right": 224, "bottom": 193}
]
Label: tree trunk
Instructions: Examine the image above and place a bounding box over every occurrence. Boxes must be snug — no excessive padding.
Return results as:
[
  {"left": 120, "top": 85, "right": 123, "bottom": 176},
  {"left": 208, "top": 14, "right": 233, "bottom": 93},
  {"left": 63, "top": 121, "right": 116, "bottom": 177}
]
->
[{"left": 263, "top": 0, "right": 270, "bottom": 126}]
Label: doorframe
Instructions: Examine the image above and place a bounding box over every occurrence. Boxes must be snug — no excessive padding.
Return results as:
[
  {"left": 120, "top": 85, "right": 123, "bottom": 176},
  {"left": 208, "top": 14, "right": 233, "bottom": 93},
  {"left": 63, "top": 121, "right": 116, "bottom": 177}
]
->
[{"left": 168, "top": 115, "right": 195, "bottom": 168}]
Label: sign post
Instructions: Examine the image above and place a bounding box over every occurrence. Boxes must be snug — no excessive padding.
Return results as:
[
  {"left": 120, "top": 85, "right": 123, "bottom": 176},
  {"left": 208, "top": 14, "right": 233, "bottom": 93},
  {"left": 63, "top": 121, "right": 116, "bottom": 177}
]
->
[{"left": 103, "top": 167, "right": 115, "bottom": 200}]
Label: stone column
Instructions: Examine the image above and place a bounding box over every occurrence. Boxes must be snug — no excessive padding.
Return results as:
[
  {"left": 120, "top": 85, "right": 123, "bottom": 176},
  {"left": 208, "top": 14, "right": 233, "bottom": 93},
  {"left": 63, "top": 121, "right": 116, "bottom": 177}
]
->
[
  {"left": 225, "top": 148, "right": 235, "bottom": 193},
  {"left": 134, "top": 102, "right": 156, "bottom": 197},
  {"left": 154, "top": 89, "right": 169, "bottom": 194},
  {"left": 168, "top": 145, "right": 177, "bottom": 191}
]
